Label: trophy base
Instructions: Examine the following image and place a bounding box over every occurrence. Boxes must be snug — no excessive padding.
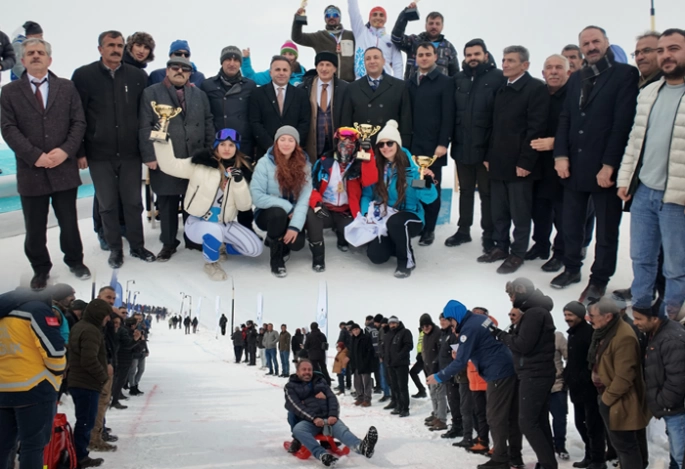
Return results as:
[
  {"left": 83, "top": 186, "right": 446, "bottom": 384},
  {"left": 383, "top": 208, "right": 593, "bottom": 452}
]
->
[
  {"left": 404, "top": 8, "right": 420, "bottom": 21},
  {"left": 150, "top": 130, "right": 169, "bottom": 142},
  {"left": 411, "top": 179, "right": 427, "bottom": 189},
  {"left": 295, "top": 15, "right": 308, "bottom": 25},
  {"left": 355, "top": 150, "right": 371, "bottom": 161}
]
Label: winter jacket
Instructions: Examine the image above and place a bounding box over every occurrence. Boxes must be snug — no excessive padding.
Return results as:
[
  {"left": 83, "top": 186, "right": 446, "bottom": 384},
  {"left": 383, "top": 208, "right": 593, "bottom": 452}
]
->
[
  {"left": 279, "top": 331, "right": 292, "bottom": 351},
  {"left": 291, "top": 22, "right": 356, "bottom": 83},
  {"left": 336, "top": 328, "right": 350, "bottom": 349},
  {"left": 421, "top": 325, "right": 441, "bottom": 375},
  {"left": 437, "top": 312, "right": 515, "bottom": 383},
  {"left": 71, "top": 60, "right": 147, "bottom": 160},
  {"left": 241, "top": 56, "right": 306, "bottom": 87},
  {"left": 139, "top": 81, "right": 215, "bottom": 195},
  {"left": 0, "top": 31, "right": 17, "bottom": 85},
  {"left": 285, "top": 374, "right": 339, "bottom": 421},
  {"left": 219, "top": 315, "right": 228, "bottom": 328},
  {"left": 250, "top": 148, "right": 313, "bottom": 231},
  {"left": 498, "top": 289, "right": 556, "bottom": 380},
  {"left": 467, "top": 362, "right": 487, "bottom": 391},
  {"left": 364, "top": 324, "right": 380, "bottom": 356},
  {"left": 51, "top": 305, "right": 70, "bottom": 344},
  {"left": 132, "top": 340, "right": 148, "bottom": 360},
  {"left": 292, "top": 331, "right": 304, "bottom": 355},
  {"left": 617, "top": 78, "right": 685, "bottom": 206},
  {"left": 644, "top": 319, "right": 685, "bottom": 418},
  {"left": 384, "top": 322, "right": 413, "bottom": 367},
  {"left": 103, "top": 320, "right": 118, "bottom": 368},
  {"left": 304, "top": 328, "right": 328, "bottom": 361},
  {"left": 378, "top": 325, "right": 388, "bottom": 360},
  {"left": 564, "top": 320, "right": 596, "bottom": 403},
  {"left": 232, "top": 330, "right": 245, "bottom": 346},
  {"left": 263, "top": 330, "right": 279, "bottom": 349},
  {"left": 485, "top": 72, "right": 550, "bottom": 182},
  {"left": 10, "top": 34, "right": 26, "bottom": 81},
  {"left": 552, "top": 331, "right": 568, "bottom": 393},
  {"left": 332, "top": 348, "right": 350, "bottom": 374},
  {"left": 201, "top": 73, "right": 257, "bottom": 157},
  {"left": 246, "top": 326, "right": 258, "bottom": 346},
  {"left": 68, "top": 305, "right": 109, "bottom": 393},
  {"left": 0, "top": 291, "right": 66, "bottom": 406},
  {"left": 310, "top": 149, "right": 378, "bottom": 217},
  {"left": 391, "top": 11, "right": 458, "bottom": 80},
  {"left": 149, "top": 67, "right": 205, "bottom": 87},
  {"left": 437, "top": 326, "right": 457, "bottom": 370},
  {"left": 347, "top": 0, "right": 403, "bottom": 78},
  {"left": 116, "top": 327, "right": 135, "bottom": 369},
  {"left": 451, "top": 57, "right": 506, "bottom": 164},
  {"left": 349, "top": 332, "right": 375, "bottom": 374},
  {"left": 535, "top": 84, "right": 568, "bottom": 200}
]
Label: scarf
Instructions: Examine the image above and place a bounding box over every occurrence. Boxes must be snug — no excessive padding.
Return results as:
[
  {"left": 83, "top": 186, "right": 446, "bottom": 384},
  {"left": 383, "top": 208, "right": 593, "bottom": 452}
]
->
[
  {"left": 587, "top": 313, "right": 620, "bottom": 369},
  {"left": 219, "top": 69, "right": 243, "bottom": 87},
  {"left": 579, "top": 47, "right": 615, "bottom": 109},
  {"left": 325, "top": 24, "right": 344, "bottom": 34}
]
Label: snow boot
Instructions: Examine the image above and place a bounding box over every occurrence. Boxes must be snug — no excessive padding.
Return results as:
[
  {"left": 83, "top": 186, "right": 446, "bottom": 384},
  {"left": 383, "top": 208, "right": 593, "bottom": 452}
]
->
[
  {"left": 310, "top": 241, "right": 326, "bottom": 272},
  {"left": 319, "top": 453, "right": 338, "bottom": 466},
  {"left": 79, "top": 456, "right": 104, "bottom": 468},
  {"left": 358, "top": 426, "right": 378, "bottom": 458},
  {"left": 287, "top": 439, "right": 301, "bottom": 454},
  {"left": 204, "top": 261, "right": 228, "bottom": 281},
  {"left": 268, "top": 237, "right": 287, "bottom": 278}
]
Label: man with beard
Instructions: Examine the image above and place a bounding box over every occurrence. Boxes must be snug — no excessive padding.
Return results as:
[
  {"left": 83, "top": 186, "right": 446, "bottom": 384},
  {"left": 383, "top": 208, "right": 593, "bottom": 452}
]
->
[
  {"left": 561, "top": 45, "right": 584, "bottom": 73},
  {"left": 292, "top": 5, "right": 356, "bottom": 82},
  {"left": 446, "top": 39, "right": 505, "bottom": 251},
  {"left": 392, "top": 4, "right": 458, "bottom": 80}
]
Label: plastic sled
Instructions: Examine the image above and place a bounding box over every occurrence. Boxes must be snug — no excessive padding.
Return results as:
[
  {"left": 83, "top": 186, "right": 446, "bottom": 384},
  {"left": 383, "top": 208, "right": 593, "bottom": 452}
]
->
[{"left": 283, "top": 434, "right": 351, "bottom": 460}]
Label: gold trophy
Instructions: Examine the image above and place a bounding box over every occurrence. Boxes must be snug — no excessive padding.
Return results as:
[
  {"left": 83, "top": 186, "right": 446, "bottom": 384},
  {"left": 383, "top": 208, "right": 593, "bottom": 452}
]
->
[
  {"left": 411, "top": 155, "right": 438, "bottom": 188},
  {"left": 353, "top": 123, "right": 381, "bottom": 161},
  {"left": 295, "top": 0, "right": 309, "bottom": 25},
  {"left": 150, "top": 101, "right": 183, "bottom": 142},
  {"left": 405, "top": 0, "right": 421, "bottom": 21}
]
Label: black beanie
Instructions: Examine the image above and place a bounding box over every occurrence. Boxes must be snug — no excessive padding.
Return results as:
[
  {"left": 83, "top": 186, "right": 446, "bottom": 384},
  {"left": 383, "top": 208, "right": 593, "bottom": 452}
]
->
[
  {"left": 373, "top": 314, "right": 384, "bottom": 323},
  {"left": 419, "top": 313, "right": 434, "bottom": 327},
  {"left": 315, "top": 51, "right": 338, "bottom": 69},
  {"left": 23, "top": 21, "right": 43, "bottom": 36},
  {"left": 563, "top": 301, "right": 586, "bottom": 319}
]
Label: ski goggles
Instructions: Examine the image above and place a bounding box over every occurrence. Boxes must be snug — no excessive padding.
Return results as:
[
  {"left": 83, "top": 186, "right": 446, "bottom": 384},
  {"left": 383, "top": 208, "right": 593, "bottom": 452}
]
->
[
  {"left": 213, "top": 128, "right": 241, "bottom": 149},
  {"left": 325, "top": 8, "right": 341, "bottom": 18},
  {"left": 334, "top": 127, "right": 360, "bottom": 140}
]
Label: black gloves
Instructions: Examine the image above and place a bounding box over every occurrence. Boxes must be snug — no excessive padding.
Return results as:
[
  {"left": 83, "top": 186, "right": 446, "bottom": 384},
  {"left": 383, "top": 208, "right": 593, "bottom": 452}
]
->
[
  {"left": 314, "top": 203, "right": 330, "bottom": 219},
  {"left": 230, "top": 168, "right": 243, "bottom": 183}
]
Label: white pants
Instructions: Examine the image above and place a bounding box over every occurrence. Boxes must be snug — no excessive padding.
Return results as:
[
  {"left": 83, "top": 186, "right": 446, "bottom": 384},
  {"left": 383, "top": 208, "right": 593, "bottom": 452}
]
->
[{"left": 185, "top": 218, "right": 263, "bottom": 262}]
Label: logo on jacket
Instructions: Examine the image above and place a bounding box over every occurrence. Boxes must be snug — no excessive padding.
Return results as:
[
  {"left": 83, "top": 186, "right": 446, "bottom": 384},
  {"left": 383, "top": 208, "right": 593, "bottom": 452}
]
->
[{"left": 460, "top": 335, "right": 467, "bottom": 343}]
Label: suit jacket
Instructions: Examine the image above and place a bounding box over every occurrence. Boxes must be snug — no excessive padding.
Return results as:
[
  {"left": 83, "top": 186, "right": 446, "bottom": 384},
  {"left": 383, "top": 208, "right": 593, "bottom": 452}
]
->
[
  {"left": 249, "top": 82, "right": 310, "bottom": 159},
  {"left": 1, "top": 72, "right": 86, "bottom": 197},
  {"left": 340, "top": 73, "right": 412, "bottom": 148},
  {"left": 554, "top": 62, "right": 639, "bottom": 192},
  {"left": 139, "top": 81, "right": 214, "bottom": 196}
]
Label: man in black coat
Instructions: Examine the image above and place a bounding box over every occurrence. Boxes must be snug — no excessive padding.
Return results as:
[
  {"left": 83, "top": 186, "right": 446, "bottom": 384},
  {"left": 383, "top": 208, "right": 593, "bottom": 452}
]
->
[
  {"left": 384, "top": 315, "right": 413, "bottom": 417},
  {"left": 478, "top": 46, "right": 549, "bottom": 275},
  {"left": 201, "top": 46, "right": 257, "bottom": 157},
  {"left": 563, "top": 301, "right": 606, "bottom": 469},
  {"left": 340, "top": 47, "right": 412, "bottom": 147},
  {"left": 72, "top": 30, "right": 156, "bottom": 269},
  {"left": 245, "top": 321, "right": 258, "bottom": 366},
  {"left": 552, "top": 26, "right": 639, "bottom": 302},
  {"left": 249, "top": 55, "right": 310, "bottom": 159},
  {"left": 139, "top": 55, "right": 214, "bottom": 261},
  {"left": 1, "top": 38, "right": 89, "bottom": 290},
  {"left": 0, "top": 29, "right": 16, "bottom": 87},
  {"left": 406, "top": 42, "right": 455, "bottom": 246},
  {"left": 446, "top": 39, "right": 505, "bottom": 251},
  {"left": 349, "top": 324, "right": 375, "bottom": 405},
  {"left": 304, "top": 321, "right": 331, "bottom": 384}
]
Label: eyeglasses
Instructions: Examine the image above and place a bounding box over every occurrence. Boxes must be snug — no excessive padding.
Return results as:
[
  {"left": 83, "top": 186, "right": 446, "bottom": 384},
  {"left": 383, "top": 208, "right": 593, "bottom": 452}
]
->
[
  {"left": 170, "top": 65, "right": 192, "bottom": 73},
  {"left": 631, "top": 48, "right": 656, "bottom": 58},
  {"left": 325, "top": 12, "right": 340, "bottom": 19},
  {"left": 377, "top": 141, "right": 395, "bottom": 148},
  {"left": 215, "top": 128, "right": 242, "bottom": 144},
  {"left": 172, "top": 51, "right": 189, "bottom": 58}
]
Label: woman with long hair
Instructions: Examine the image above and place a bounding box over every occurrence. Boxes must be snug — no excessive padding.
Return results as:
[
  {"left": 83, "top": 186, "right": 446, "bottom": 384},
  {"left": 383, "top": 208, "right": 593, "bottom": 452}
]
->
[
  {"left": 154, "top": 129, "right": 263, "bottom": 281},
  {"left": 251, "top": 126, "right": 312, "bottom": 277},
  {"left": 366, "top": 120, "right": 437, "bottom": 278}
]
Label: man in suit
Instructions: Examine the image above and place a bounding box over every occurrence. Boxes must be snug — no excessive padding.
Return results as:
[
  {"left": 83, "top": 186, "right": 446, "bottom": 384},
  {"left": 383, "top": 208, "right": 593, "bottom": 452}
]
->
[
  {"left": 1, "top": 38, "right": 89, "bottom": 290},
  {"left": 552, "top": 26, "right": 639, "bottom": 302},
  {"left": 406, "top": 42, "right": 454, "bottom": 246},
  {"left": 300, "top": 51, "right": 349, "bottom": 162},
  {"left": 249, "top": 55, "right": 310, "bottom": 158},
  {"left": 139, "top": 55, "right": 214, "bottom": 261},
  {"left": 340, "top": 47, "right": 412, "bottom": 147}
]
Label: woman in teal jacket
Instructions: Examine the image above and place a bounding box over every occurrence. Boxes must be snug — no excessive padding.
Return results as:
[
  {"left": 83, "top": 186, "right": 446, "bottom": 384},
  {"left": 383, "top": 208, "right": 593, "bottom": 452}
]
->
[{"left": 365, "top": 120, "right": 437, "bottom": 278}]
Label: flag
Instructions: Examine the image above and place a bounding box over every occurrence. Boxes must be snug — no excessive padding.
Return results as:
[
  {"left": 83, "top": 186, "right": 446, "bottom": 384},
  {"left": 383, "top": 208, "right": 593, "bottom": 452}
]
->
[
  {"left": 256, "top": 293, "right": 263, "bottom": 326},
  {"left": 110, "top": 269, "right": 123, "bottom": 309}
]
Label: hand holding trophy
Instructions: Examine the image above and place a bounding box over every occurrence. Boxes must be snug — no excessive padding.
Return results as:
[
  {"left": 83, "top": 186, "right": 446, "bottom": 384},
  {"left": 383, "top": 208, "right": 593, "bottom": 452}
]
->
[
  {"left": 411, "top": 155, "right": 438, "bottom": 188},
  {"left": 150, "top": 101, "right": 183, "bottom": 142},
  {"left": 353, "top": 123, "right": 381, "bottom": 161},
  {"left": 405, "top": 0, "right": 421, "bottom": 21},
  {"left": 295, "top": 0, "right": 309, "bottom": 25}
]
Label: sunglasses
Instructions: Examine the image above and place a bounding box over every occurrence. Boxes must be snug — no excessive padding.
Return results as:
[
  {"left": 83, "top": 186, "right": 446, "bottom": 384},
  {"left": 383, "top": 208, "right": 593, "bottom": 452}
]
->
[
  {"left": 377, "top": 141, "right": 395, "bottom": 148},
  {"left": 172, "top": 51, "right": 189, "bottom": 57},
  {"left": 215, "top": 128, "right": 242, "bottom": 144},
  {"left": 325, "top": 12, "right": 340, "bottom": 19},
  {"left": 170, "top": 65, "right": 192, "bottom": 73}
]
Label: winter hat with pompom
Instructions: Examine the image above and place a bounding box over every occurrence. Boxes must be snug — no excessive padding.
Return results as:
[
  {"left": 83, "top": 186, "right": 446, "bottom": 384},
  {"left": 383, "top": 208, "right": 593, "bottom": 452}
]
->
[{"left": 375, "top": 119, "right": 402, "bottom": 148}]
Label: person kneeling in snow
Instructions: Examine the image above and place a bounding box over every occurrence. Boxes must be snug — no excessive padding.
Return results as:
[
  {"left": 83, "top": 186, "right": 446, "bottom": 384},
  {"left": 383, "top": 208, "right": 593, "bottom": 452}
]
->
[
  {"left": 285, "top": 359, "right": 378, "bottom": 466},
  {"left": 154, "top": 128, "right": 263, "bottom": 280}
]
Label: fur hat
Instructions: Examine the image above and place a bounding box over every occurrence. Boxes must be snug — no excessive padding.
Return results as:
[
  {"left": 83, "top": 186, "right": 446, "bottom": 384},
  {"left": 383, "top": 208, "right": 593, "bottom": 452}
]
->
[
  {"left": 375, "top": 119, "right": 402, "bottom": 147},
  {"left": 315, "top": 51, "right": 338, "bottom": 68},
  {"left": 126, "top": 32, "right": 156, "bottom": 64}
]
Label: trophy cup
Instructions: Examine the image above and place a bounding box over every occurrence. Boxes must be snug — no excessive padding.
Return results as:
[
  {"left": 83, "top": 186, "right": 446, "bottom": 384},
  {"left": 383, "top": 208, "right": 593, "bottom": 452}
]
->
[
  {"left": 353, "top": 123, "right": 381, "bottom": 161},
  {"left": 295, "top": 0, "right": 308, "bottom": 25},
  {"left": 150, "top": 101, "right": 183, "bottom": 142},
  {"left": 405, "top": 0, "right": 421, "bottom": 21},
  {"left": 411, "top": 155, "right": 438, "bottom": 188}
]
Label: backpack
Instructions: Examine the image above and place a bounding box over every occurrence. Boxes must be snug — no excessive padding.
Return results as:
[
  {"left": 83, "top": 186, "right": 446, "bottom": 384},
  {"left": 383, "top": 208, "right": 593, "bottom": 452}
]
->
[{"left": 43, "top": 413, "right": 77, "bottom": 469}]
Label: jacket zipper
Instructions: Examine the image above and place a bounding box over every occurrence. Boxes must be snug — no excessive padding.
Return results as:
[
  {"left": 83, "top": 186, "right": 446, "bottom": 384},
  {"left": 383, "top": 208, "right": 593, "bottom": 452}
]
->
[{"left": 187, "top": 185, "right": 200, "bottom": 207}]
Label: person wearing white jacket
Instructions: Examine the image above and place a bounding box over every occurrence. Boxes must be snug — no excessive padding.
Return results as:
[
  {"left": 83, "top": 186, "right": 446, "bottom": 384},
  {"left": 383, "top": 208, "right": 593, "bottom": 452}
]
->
[
  {"left": 154, "top": 129, "right": 263, "bottom": 281},
  {"left": 348, "top": 0, "right": 403, "bottom": 79}
]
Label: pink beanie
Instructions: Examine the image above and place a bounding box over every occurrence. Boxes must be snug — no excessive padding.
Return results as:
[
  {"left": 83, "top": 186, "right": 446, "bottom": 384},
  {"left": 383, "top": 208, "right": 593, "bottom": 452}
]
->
[{"left": 281, "top": 41, "right": 299, "bottom": 58}]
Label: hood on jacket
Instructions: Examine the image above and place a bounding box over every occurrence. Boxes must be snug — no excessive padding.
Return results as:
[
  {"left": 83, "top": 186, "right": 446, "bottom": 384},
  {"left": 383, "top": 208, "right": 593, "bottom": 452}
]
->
[
  {"left": 0, "top": 290, "right": 52, "bottom": 320},
  {"left": 520, "top": 289, "right": 554, "bottom": 313},
  {"left": 443, "top": 300, "right": 468, "bottom": 324},
  {"left": 83, "top": 299, "right": 111, "bottom": 328}
]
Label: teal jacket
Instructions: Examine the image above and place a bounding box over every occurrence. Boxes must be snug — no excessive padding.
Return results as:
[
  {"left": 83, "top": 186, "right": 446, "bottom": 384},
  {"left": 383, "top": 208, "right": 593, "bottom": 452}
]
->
[{"left": 241, "top": 56, "right": 307, "bottom": 87}]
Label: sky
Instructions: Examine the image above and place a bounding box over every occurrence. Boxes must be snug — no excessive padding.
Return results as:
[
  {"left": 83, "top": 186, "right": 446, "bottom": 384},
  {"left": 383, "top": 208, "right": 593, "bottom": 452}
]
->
[{"left": 2, "top": 0, "right": 684, "bottom": 82}]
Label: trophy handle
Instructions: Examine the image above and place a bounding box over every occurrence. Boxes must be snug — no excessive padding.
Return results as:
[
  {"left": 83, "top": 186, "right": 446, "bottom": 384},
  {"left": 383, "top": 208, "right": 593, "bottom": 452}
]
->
[
  {"left": 170, "top": 108, "right": 183, "bottom": 119},
  {"left": 151, "top": 101, "right": 160, "bottom": 118}
]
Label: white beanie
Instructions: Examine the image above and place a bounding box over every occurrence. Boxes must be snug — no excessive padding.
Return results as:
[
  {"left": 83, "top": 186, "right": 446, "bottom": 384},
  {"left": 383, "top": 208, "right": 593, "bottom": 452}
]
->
[{"left": 375, "top": 119, "right": 402, "bottom": 148}]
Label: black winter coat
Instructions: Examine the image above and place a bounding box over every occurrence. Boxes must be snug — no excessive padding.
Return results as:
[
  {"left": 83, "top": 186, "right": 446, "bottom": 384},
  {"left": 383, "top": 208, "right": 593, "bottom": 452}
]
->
[
  {"left": 534, "top": 84, "right": 567, "bottom": 199},
  {"left": 385, "top": 322, "right": 413, "bottom": 367},
  {"left": 451, "top": 57, "right": 506, "bottom": 164},
  {"left": 71, "top": 60, "right": 147, "bottom": 160},
  {"left": 644, "top": 319, "right": 685, "bottom": 418},
  {"left": 564, "top": 320, "right": 596, "bottom": 403},
  {"left": 498, "top": 289, "right": 556, "bottom": 379},
  {"left": 438, "top": 326, "right": 458, "bottom": 370},
  {"left": 485, "top": 72, "right": 550, "bottom": 181},
  {"left": 305, "top": 329, "right": 328, "bottom": 362},
  {"left": 131, "top": 339, "right": 148, "bottom": 360},
  {"left": 116, "top": 327, "right": 135, "bottom": 369},
  {"left": 337, "top": 328, "right": 350, "bottom": 349},
  {"left": 292, "top": 332, "right": 304, "bottom": 355},
  {"left": 349, "top": 332, "right": 375, "bottom": 374},
  {"left": 201, "top": 73, "right": 257, "bottom": 157},
  {"left": 232, "top": 330, "right": 245, "bottom": 346},
  {"left": 246, "top": 326, "right": 258, "bottom": 346},
  {"left": 0, "top": 31, "right": 17, "bottom": 85},
  {"left": 421, "top": 325, "right": 441, "bottom": 375},
  {"left": 285, "top": 374, "right": 339, "bottom": 421}
]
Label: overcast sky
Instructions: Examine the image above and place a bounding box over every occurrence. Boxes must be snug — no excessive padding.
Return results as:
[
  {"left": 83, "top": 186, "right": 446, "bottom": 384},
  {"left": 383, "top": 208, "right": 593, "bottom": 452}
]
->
[{"left": 2, "top": 0, "right": 683, "bottom": 81}]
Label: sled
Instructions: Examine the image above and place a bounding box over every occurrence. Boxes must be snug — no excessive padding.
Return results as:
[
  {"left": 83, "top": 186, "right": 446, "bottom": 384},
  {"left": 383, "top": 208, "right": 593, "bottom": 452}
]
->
[{"left": 283, "top": 434, "right": 351, "bottom": 460}]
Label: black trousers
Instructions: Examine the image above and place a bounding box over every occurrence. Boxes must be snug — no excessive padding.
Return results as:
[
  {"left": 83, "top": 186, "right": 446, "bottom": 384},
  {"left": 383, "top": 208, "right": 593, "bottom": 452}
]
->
[
  {"left": 446, "top": 378, "right": 462, "bottom": 428},
  {"left": 472, "top": 390, "right": 489, "bottom": 442},
  {"left": 531, "top": 191, "right": 564, "bottom": 256},
  {"left": 486, "top": 375, "right": 523, "bottom": 463},
  {"left": 89, "top": 159, "right": 145, "bottom": 251},
  {"left": 456, "top": 161, "right": 493, "bottom": 244},
  {"left": 247, "top": 344, "right": 257, "bottom": 365},
  {"left": 311, "top": 358, "right": 332, "bottom": 385},
  {"left": 111, "top": 363, "right": 131, "bottom": 404},
  {"left": 409, "top": 355, "right": 426, "bottom": 393},
  {"left": 157, "top": 194, "right": 182, "bottom": 248},
  {"left": 255, "top": 207, "right": 305, "bottom": 250},
  {"left": 92, "top": 192, "right": 126, "bottom": 238},
  {"left": 305, "top": 207, "right": 352, "bottom": 245},
  {"left": 519, "top": 377, "right": 557, "bottom": 469},
  {"left": 598, "top": 398, "right": 645, "bottom": 469},
  {"left": 220, "top": 326, "right": 226, "bottom": 336},
  {"left": 388, "top": 365, "right": 410, "bottom": 412},
  {"left": 233, "top": 346, "right": 243, "bottom": 363},
  {"left": 572, "top": 396, "right": 606, "bottom": 464},
  {"left": 366, "top": 211, "right": 423, "bottom": 269},
  {"left": 422, "top": 164, "right": 442, "bottom": 233},
  {"left": 20, "top": 188, "right": 83, "bottom": 274},
  {"left": 491, "top": 178, "right": 534, "bottom": 258}
]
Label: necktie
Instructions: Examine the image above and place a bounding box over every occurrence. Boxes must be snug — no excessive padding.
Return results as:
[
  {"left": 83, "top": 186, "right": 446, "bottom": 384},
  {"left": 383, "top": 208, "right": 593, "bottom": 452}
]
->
[
  {"left": 277, "top": 87, "right": 285, "bottom": 115},
  {"left": 371, "top": 79, "right": 379, "bottom": 91},
  {"left": 176, "top": 88, "right": 186, "bottom": 113},
  {"left": 321, "top": 84, "right": 329, "bottom": 112},
  {"left": 32, "top": 79, "right": 46, "bottom": 111},
  {"left": 419, "top": 74, "right": 425, "bottom": 84}
]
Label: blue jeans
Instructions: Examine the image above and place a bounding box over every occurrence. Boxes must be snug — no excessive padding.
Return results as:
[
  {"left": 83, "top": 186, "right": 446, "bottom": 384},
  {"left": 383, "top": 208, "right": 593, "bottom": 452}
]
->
[
  {"left": 664, "top": 413, "right": 685, "bottom": 469},
  {"left": 0, "top": 399, "right": 56, "bottom": 469},
  {"left": 70, "top": 387, "right": 100, "bottom": 461},
  {"left": 280, "top": 350, "right": 290, "bottom": 376},
  {"left": 287, "top": 411, "right": 301, "bottom": 432},
  {"left": 292, "top": 419, "right": 361, "bottom": 459},
  {"left": 379, "top": 361, "right": 390, "bottom": 396},
  {"left": 549, "top": 390, "right": 568, "bottom": 450},
  {"left": 266, "top": 348, "right": 278, "bottom": 374},
  {"left": 630, "top": 184, "right": 685, "bottom": 313}
]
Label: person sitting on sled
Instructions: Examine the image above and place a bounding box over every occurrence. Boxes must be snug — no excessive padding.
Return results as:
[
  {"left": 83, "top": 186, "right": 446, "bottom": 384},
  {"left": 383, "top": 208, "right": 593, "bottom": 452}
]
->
[{"left": 284, "top": 359, "right": 378, "bottom": 466}]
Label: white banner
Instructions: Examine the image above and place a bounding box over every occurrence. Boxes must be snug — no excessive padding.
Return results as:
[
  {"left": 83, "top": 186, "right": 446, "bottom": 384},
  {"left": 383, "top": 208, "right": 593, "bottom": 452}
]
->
[
  {"left": 316, "top": 281, "right": 328, "bottom": 339},
  {"left": 215, "top": 296, "right": 221, "bottom": 339},
  {"left": 256, "top": 293, "right": 263, "bottom": 326}
]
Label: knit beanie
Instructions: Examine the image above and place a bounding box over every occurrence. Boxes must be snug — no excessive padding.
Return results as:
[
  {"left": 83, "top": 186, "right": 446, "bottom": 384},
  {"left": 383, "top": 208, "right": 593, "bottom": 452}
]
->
[
  {"left": 169, "top": 39, "right": 190, "bottom": 56},
  {"left": 50, "top": 284, "right": 74, "bottom": 301},
  {"left": 375, "top": 119, "right": 402, "bottom": 147},
  {"left": 167, "top": 56, "right": 192, "bottom": 68},
  {"left": 350, "top": 323, "right": 361, "bottom": 331},
  {"left": 71, "top": 299, "right": 88, "bottom": 311},
  {"left": 274, "top": 126, "right": 301, "bottom": 145},
  {"left": 281, "top": 41, "right": 299, "bottom": 58},
  {"left": 563, "top": 301, "right": 586, "bottom": 319},
  {"left": 315, "top": 51, "right": 338, "bottom": 69},
  {"left": 369, "top": 6, "right": 387, "bottom": 20},
  {"left": 419, "top": 313, "right": 434, "bottom": 327},
  {"left": 23, "top": 21, "right": 43, "bottom": 36},
  {"left": 388, "top": 315, "right": 399, "bottom": 324},
  {"left": 126, "top": 32, "right": 156, "bottom": 63},
  {"left": 220, "top": 45, "right": 242, "bottom": 65},
  {"left": 373, "top": 314, "right": 384, "bottom": 323}
]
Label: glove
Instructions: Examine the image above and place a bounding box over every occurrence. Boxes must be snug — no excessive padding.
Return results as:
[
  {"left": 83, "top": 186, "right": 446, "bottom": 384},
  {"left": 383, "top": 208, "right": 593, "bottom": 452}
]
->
[
  {"left": 314, "top": 203, "right": 330, "bottom": 219},
  {"left": 424, "top": 174, "right": 433, "bottom": 189},
  {"left": 230, "top": 167, "right": 243, "bottom": 183},
  {"left": 360, "top": 141, "right": 372, "bottom": 152}
]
